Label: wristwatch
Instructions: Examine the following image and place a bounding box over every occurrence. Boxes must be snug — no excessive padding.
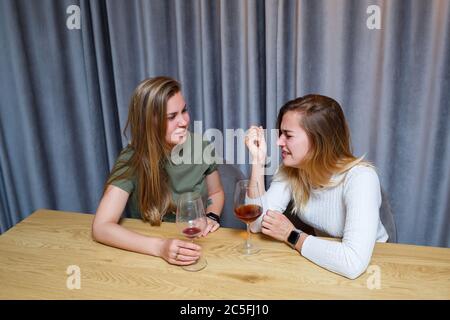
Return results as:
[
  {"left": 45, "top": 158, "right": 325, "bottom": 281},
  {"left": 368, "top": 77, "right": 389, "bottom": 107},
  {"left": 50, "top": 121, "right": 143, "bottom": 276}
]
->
[
  {"left": 206, "top": 212, "right": 221, "bottom": 224},
  {"left": 287, "top": 229, "right": 302, "bottom": 249}
]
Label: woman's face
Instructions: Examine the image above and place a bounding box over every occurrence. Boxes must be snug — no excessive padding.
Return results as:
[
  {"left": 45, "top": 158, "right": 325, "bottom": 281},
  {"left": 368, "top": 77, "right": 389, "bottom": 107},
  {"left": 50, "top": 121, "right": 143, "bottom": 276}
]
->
[
  {"left": 165, "top": 92, "right": 190, "bottom": 146},
  {"left": 277, "top": 111, "right": 311, "bottom": 168}
]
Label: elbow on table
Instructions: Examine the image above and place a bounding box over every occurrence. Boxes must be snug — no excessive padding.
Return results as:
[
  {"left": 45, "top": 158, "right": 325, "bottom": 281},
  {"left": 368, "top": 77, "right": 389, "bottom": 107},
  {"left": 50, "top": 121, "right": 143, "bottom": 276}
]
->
[
  {"left": 343, "top": 268, "right": 364, "bottom": 280},
  {"left": 340, "top": 261, "right": 369, "bottom": 280},
  {"left": 91, "top": 221, "right": 106, "bottom": 243}
]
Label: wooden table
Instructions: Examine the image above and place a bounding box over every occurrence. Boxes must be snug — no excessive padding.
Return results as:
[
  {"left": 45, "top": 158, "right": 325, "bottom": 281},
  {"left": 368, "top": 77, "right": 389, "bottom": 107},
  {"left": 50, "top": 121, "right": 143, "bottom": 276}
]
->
[{"left": 0, "top": 210, "right": 449, "bottom": 299}]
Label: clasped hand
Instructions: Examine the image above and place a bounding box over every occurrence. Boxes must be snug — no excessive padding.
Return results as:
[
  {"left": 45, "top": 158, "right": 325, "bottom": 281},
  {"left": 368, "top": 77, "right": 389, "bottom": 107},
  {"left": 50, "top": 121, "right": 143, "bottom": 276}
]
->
[
  {"left": 160, "top": 219, "right": 219, "bottom": 266},
  {"left": 245, "top": 126, "right": 267, "bottom": 165},
  {"left": 261, "top": 210, "right": 295, "bottom": 242}
]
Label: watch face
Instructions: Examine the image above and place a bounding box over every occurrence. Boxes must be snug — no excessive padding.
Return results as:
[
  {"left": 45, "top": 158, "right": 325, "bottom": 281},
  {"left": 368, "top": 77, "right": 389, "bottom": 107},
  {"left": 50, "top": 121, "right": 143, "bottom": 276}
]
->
[{"left": 288, "top": 230, "right": 300, "bottom": 245}]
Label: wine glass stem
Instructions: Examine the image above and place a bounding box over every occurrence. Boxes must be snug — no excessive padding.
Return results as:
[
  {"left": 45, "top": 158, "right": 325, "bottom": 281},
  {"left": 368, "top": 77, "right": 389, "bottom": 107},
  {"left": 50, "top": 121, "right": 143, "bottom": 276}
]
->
[{"left": 246, "top": 223, "right": 251, "bottom": 248}]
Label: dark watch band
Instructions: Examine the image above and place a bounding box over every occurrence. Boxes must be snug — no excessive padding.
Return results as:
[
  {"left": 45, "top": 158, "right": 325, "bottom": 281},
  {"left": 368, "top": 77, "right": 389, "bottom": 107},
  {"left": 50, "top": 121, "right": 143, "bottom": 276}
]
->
[
  {"left": 206, "top": 212, "right": 221, "bottom": 224},
  {"left": 287, "top": 229, "right": 302, "bottom": 249}
]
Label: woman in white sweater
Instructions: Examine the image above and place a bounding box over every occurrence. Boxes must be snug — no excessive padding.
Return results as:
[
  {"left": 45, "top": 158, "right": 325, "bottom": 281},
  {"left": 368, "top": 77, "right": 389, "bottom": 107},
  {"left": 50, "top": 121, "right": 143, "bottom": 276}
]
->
[{"left": 245, "top": 94, "right": 388, "bottom": 279}]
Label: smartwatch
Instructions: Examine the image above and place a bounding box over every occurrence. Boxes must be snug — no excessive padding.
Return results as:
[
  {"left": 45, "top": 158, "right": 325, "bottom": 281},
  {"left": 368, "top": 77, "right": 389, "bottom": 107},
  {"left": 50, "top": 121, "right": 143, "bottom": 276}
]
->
[
  {"left": 206, "top": 212, "right": 221, "bottom": 224},
  {"left": 287, "top": 229, "right": 302, "bottom": 249}
]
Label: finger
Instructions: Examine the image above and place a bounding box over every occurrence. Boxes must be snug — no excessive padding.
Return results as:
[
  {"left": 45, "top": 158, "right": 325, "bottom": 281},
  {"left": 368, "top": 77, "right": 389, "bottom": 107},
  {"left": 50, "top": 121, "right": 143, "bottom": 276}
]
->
[
  {"left": 257, "top": 127, "right": 265, "bottom": 138},
  {"left": 202, "top": 224, "right": 212, "bottom": 236},
  {"left": 180, "top": 240, "right": 202, "bottom": 251},
  {"left": 176, "top": 253, "right": 200, "bottom": 262},
  {"left": 246, "top": 127, "right": 258, "bottom": 136},
  {"left": 261, "top": 220, "right": 273, "bottom": 229},
  {"left": 206, "top": 223, "right": 218, "bottom": 234},
  {"left": 266, "top": 210, "right": 281, "bottom": 219},
  {"left": 171, "top": 258, "right": 199, "bottom": 266},
  {"left": 263, "top": 214, "right": 274, "bottom": 224},
  {"left": 261, "top": 226, "right": 272, "bottom": 236},
  {"left": 178, "top": 247, "right": 201, "bottom": 257},
  {"left": 257, "top": 127, "right": 264, "bottom": 136},
  {"left": 269, "top": 210, "right": 282, "bottom": 217},
  {"left": 246, "top": 133, "right": 259, "bottom": 143},
  {"left": 247, "top": 127, "right": 260, "bottom": 136},
  {"left": 245, "top": 133, "right": 258, "bottom": 147},
  {"left": 173, "top": 252, "right": 200, "bottom": 264}
]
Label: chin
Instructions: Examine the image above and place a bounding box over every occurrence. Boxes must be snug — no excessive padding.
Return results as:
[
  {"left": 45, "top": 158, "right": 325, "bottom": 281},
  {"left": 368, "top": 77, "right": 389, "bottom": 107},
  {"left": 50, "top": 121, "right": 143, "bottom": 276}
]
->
[
  {"left": 175, "top": 135, "right": 187, "bottom": 145},
  {"left": 282, "top": 158, "right": 292, "bottom": 167},
  {"left": 282, "top": 158, "right": 300, "bottom": 168}
]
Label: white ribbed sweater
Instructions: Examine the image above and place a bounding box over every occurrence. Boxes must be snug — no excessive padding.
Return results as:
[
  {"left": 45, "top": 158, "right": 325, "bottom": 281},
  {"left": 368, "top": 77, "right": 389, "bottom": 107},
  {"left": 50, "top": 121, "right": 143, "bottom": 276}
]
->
[{"left": 250, "top": 165, "right": 388, "bottom": 279}]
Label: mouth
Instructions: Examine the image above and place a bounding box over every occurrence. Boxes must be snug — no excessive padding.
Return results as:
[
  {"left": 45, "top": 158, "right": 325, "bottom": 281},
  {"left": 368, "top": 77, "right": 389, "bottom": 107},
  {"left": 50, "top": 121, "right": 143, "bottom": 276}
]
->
[
  {"left": 175, "top": 129, "right": 187, "bottom": 136},
  {"left": 281, "top": 150, "right": 291, "bottom": 159}
]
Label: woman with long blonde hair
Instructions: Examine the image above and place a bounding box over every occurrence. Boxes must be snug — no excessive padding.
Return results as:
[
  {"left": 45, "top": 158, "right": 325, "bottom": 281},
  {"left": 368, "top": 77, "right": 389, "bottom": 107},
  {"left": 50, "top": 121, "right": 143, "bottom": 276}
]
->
[
  {"left": 245, "top": 94, "right": 388, "bottom": 279},
  {"left": 93, "top": 76, "right": 224, "bottom": 266}
]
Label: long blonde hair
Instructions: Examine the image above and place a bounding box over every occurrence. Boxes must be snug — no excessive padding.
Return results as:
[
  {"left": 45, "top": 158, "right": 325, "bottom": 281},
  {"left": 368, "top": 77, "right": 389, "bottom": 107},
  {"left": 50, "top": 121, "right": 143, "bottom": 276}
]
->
[
  {"left": 106, "top": 76, "right": 180, "bottom": 225},
  {"left": 277, "top": 94, "right": 371, "bottom": 212}
]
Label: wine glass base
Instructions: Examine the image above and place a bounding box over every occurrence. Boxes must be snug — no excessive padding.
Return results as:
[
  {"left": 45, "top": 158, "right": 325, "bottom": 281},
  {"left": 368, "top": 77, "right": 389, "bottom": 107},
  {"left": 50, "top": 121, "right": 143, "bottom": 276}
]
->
[
  {"left": 237, "top": 243, "right": 260, "bottom": 255},
  {"left": 181, "top": 256, "right": 207, "bottom": 272}
]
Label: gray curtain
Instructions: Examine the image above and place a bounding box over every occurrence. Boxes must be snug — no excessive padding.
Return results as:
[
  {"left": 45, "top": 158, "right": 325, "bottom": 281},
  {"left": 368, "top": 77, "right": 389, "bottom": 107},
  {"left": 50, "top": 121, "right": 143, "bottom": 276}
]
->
[{"left": 0, "top": 0, "right": 449, "bottom": 247}]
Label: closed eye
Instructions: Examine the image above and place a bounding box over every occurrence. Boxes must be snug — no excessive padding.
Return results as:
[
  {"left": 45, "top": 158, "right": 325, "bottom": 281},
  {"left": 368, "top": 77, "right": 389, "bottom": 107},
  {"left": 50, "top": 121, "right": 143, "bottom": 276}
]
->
[{"left": 167, "top": 105, "right": 188, "bottom": 120}]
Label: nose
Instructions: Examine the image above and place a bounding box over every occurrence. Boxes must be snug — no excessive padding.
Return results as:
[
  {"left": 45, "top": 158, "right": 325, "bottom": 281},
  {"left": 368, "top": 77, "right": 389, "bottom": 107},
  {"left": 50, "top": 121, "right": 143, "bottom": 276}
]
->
[
  {"left": 178, "top": 114, "right": 188, "bottom": 127},
  {"left": 277, "top": 135, "right": 285, "bottom": 147}
]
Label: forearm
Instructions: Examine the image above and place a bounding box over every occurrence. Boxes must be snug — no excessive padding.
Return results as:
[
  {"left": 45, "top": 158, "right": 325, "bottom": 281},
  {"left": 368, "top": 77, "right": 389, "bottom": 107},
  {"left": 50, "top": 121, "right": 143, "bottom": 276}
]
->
[
  {"left": 299, "top": 236, "right": 373, "bottom": 279},
  {"left": 249, "top": 163, "right": 265, "bottom": 197},
  {"left": 93, "top": 222, "right": 164, "bottom": 257},
  {"left": 205, "top": 189, "right": 224, "bottom": 216}
]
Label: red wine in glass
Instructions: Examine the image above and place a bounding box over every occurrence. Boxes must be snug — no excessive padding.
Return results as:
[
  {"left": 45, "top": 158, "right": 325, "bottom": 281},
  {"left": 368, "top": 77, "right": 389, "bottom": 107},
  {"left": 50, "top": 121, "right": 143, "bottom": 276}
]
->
[
  {"left": 233, "top": 180, "right": 263, "bottom": 255},
  {"left": 182, "top": 227, "right": 202, "bottom": 238},
  {"left": 176, "top": 192, "right": 207, "bottom": 271},
  {"left": 234, "top": 204, "right": 262, "bottom": 224}
]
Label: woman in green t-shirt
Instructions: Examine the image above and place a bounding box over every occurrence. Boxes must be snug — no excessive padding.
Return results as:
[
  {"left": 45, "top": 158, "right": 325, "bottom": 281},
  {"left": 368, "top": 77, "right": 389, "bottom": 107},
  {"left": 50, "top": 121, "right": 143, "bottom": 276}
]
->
[{"left": 92, "top": 76, "right": 224, "bottom": 267}]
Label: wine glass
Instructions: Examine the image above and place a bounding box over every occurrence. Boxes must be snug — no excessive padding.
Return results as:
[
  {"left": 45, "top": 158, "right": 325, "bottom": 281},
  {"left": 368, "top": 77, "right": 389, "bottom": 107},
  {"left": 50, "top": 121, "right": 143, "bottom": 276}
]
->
[
  {"left": 233, "top": 180, "right": 263, "bottom": 255},
  {"left": 176, "top": 191, "right": 207, "bottom": 272}
]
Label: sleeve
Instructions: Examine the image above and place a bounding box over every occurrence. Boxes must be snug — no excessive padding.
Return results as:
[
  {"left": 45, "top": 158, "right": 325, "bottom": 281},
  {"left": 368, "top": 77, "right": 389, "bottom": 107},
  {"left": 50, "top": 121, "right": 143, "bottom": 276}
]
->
[
  {"left": 108, "top": 148, "right": 135, "bottom": 194},
  {"left": 248, "top": 174, "right": 292, "bottom": 233},
  {"left": 300, "top": 167, "right": 381, "bottom": 279}
]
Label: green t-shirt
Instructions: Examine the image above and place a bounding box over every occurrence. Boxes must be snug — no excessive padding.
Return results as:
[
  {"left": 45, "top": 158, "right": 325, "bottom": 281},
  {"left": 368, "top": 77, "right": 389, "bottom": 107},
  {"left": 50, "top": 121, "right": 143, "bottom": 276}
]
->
[{"left": 108, "top": 132, "right": 218, "bottom": 222}]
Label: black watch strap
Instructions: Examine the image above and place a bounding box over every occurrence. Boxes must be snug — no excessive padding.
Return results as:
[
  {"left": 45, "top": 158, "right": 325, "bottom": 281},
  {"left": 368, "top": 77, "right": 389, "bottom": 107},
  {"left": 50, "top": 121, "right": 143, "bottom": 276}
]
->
[
  {"left": 287, "top": 229, "right": 302, "bottom": 249},
  {"left": 206, "top": 212, "right": 220, "bottom": 224}
]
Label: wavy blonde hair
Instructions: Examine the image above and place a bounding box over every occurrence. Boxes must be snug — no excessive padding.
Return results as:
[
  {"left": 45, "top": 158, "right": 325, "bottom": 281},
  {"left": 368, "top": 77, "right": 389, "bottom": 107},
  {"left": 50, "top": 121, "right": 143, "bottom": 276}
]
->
[
  {"left": 106, "top": 76, "right": 180, "bottom": 225},
  {"left": 276, "top": 94, "right": 371, "bottom": 212}
]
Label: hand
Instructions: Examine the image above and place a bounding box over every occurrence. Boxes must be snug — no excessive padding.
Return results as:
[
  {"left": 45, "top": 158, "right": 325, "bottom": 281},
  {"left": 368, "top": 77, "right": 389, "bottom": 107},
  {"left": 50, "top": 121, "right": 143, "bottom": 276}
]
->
[
  {"left": 245, "top": 125, "right": 267, "bottom": 165},
  {"left": 202, "top": 218, "right": 220, "bottom": 236},
  {"left": 158, "top": 238, "right": 201, "bottom": 266},
  {"left": 261, "top": 210, "right": 295, "bottom": 242}
]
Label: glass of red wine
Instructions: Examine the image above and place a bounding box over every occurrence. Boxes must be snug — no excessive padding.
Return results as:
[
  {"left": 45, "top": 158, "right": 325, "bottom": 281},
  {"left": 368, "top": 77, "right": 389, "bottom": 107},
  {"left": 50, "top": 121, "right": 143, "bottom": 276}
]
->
[
  {"left": 176, "top": 191, "right": 207, "bottom": 271},
  {"left": 233, "top": 180, "right": 263, "bottom": 255}
]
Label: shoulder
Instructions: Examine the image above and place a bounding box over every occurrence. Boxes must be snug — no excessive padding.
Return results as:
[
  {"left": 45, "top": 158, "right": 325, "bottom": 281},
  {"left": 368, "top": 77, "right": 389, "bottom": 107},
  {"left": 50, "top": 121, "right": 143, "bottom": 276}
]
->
[
  {"left": 343, "top": 164, "right": 380, "bottom": 194},
  {"left": 346, "top": 164, "right": 379, "bottom": 182},
  {"left": 116, "top": 145, "right": 134, "bottom": 161},
  {"left": 269, "top": 168, "right": 291, "bottom": 190},
  {"left": 109, "top": 145, "right": 135, "bottom": 179},
  {"left": 108, "top": 146, "right": 136, "bottom": 193},
  {"left": 272, "top": 167, "right": 289, "bottom": 183}
]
